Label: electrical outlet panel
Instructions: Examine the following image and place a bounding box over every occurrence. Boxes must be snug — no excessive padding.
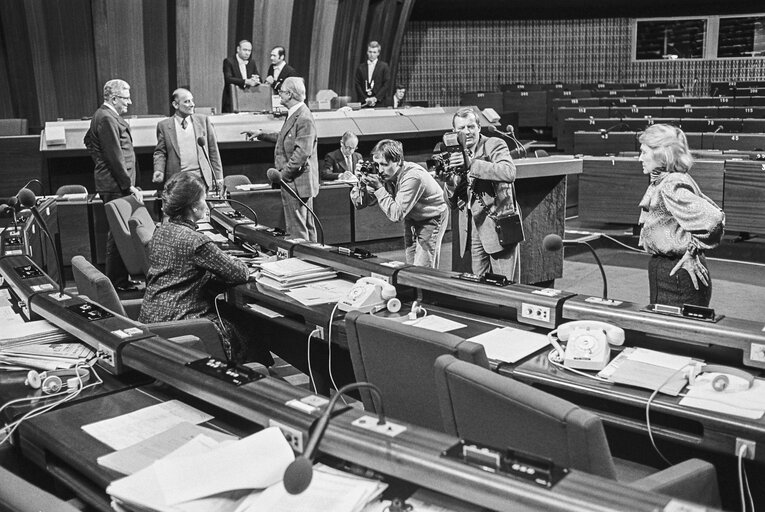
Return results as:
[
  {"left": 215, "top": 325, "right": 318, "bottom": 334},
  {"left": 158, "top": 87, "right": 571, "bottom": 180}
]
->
[{"left": 270, "top": 419, "right": 304, "bottom": 453}]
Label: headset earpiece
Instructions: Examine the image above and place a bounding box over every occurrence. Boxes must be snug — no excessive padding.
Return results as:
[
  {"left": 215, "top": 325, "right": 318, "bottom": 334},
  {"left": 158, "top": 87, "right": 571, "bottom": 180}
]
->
[
  {"left": 41, "top": 375, "right": 64, "bottom": 394},
  {"left": 23, "top": 367, "right": 90, "bottom": 395},
  {"left": 25, "top": 370, "right": 43, "bottom": 389}
]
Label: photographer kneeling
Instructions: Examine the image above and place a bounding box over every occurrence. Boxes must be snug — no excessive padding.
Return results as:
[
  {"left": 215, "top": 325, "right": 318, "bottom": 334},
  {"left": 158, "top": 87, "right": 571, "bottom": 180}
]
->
[
  {"left": 350, "top": 139, "right": 448, "bottom": 268},
  {"left": 446, "top": 108, "right": 521, "bottom": 281}
]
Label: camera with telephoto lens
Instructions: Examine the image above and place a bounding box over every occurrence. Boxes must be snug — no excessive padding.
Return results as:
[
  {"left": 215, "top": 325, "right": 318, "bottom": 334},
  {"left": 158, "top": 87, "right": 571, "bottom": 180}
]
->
[
  {"left": 358, "top": 160, "right": 380, "bottom": 176},
  {"left": 427, "top": 132, "right": 466, "bottom": 179}
]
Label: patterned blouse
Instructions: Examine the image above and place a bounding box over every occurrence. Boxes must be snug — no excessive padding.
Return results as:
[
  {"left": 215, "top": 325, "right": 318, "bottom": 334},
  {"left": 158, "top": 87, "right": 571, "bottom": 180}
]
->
[
  {"left": 138, "top": 219, "right": 249, "bottom": 323},
  {"left": 638, "top": 170, "right": 725, "bottom": 257}
]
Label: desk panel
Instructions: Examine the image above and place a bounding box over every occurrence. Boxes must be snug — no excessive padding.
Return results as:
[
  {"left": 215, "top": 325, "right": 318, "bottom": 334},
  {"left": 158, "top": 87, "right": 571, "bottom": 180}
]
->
[
  {"left": 0, "top": 135, "right": 42, "bottom": 198},
  {"left": 723, "top": 160, "right": 765, "bottom": 233},
  {"left": 56, "top": 199, "right": 91, "bottom": 264}
]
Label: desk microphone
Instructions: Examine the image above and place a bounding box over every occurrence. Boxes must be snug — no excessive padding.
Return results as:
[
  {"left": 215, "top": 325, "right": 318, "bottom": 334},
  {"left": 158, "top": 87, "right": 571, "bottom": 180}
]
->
[
  {"left": 267, "top": 168, "right": 325, "bottom": 245},
  {"left": 18, "top": 188, "right": 65, "bottom": 296},
  {"left": 543, "top": 233, "right": 608, "bottom": 299},
  {"left": 486, "top": 125, "right": 532, "bottom": 158},
  {"left": 283, "top": 382, "right": 386, "bottom": 495},
  {"left": 197, "top": 136, "right": 218, "bottom": 193}
]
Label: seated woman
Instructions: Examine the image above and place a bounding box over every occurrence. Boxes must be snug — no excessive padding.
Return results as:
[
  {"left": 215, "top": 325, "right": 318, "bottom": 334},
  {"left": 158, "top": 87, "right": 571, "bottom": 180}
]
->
[
  {"left": 637, "top": 124, "right": 725, "bottom": 308},
  {"left": 138, "top": 172, "right": 272, "bottom": 365}
]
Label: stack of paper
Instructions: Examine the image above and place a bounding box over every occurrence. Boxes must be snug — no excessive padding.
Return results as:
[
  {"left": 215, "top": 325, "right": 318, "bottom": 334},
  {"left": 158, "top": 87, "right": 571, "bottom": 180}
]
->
[
  {"left": 597, "top": 347, "right": 692, "bottom": 396},
  {"left": 285, "top": 279, "right": 354, "bottom": 306},
  {"left": 466, "top": 326, "right": 550, "bottom": 363},
  {"left": 257, "top": 258, "right": 336, "bottom": 291},
  {"left": 0, "top": 320, "right": 84, "bottom": 371}
]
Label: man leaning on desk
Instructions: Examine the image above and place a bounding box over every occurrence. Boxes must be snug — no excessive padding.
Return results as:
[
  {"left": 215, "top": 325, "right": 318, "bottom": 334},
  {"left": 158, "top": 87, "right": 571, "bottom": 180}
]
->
[{"left": 153, "top": 88, "right": 224, "bottom": 192}]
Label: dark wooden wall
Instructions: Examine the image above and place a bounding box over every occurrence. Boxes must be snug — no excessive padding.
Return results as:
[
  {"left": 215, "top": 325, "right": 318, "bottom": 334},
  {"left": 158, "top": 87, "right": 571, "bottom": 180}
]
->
[{"left": 0, "top": 0, "right": 415, "bottom": 135}]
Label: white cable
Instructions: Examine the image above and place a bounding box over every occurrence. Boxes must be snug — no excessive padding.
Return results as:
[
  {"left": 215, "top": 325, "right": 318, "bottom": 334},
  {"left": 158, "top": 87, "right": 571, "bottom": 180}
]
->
[
  {"left": 645, "top": 368, "right": 684, "bottom": 467},
  {"left": 326, "top": 302, "right": 348, "bottom": 405},
  {"left": 307, "top": 328, "right": 319, "bottom": 394},
  {"left": 744, "top": 459, "right": 754, "bottom": 512},
  {"left": 738, "top": 444, "right": 746, "bottom": 512}
]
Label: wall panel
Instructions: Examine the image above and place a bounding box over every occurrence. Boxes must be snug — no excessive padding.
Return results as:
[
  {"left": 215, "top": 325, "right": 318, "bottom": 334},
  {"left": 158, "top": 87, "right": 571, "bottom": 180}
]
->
[
  {"left": 143, "top": 0, "right": 170, "bottom": 115},
  {"left": 24, "top": 1, "right": 59, "bottom": 126},
  {"left": 188, "top": 0, "right": 230, "bottom": 111},
  {"left": 399, "top": 18, "right": 765, "bottom": 106},
  {"left": 256, "top": 0, "right": 294, "bottom": 83},
  {"left": 308, "top": 0, "right": 339, "bottom": 96},
  {"left": 288, "top": 0, "right": 317, "bottom": 94}
]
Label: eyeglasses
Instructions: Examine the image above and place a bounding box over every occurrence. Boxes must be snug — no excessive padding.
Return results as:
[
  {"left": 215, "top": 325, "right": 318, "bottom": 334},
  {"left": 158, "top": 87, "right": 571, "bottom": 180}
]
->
[
  {"left": 115, "top": 95, "right": 131, "bottom": 101},
  {"left": 341, "top": 144, "right": 358, "bottom": 151}
]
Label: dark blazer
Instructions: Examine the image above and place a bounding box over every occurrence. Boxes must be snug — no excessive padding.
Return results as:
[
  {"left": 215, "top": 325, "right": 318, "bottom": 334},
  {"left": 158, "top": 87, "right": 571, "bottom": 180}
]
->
[
  {"left": 259, "top": 103, "right": 319, "bottom": 198},
  {"left": 266, "top": 63, "right": 298, "bottom": 93},
  {"left": 222, "top": 56, "right": 259, "bottom": 113},
  {"left": 153, "top": 114, "right": 223, "bottom": 189},
  {"left": 354, "top": 60, "right": 391, "bottom": 107},
  {"left": 321, "top": 148, "right": 362, "bottom": 181},
  {"left": 83, "top": 105, "right": 136, "bottom": 194}
]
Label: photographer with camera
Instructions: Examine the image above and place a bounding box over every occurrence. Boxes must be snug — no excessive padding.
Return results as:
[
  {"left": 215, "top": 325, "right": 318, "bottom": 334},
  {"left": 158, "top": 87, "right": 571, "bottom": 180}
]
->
[
  {"left": 446, "top": 107, "right": 521, "bottom": 281},
  {"left": 350, "top": 139, "right": 448, "bottom": 268}
]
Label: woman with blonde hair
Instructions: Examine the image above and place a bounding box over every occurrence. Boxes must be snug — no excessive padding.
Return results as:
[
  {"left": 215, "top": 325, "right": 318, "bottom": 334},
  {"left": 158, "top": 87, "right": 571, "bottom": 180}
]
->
[{"left": 637, "top": 124, "right": 724, "bottom": 307}]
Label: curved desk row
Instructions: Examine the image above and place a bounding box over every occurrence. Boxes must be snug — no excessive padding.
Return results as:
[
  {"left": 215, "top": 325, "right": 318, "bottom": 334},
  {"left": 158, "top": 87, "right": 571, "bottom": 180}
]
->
[{"left": 0, "top": 253, "right": 700, "bottom": 512}]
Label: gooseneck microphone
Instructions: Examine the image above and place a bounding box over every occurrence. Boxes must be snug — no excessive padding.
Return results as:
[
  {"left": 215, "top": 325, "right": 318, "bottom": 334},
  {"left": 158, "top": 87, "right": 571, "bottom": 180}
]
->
[
  {"left": 283, "top": 382, "right": 386, "bottom": 495},
  {"left": 543, "top": 233, "right": 608, "bottom": 299},
  {"left": 267, "top": 168, "right": 325, "bottom": 246},
  {"left": 486, "top": 125, "right": 533, "bottom": 158},
  {"left": 18, "top": 188, "right": 65, "bottom": 296},
  {"left": 197, "top": 136, "right": 219, "bottom": 194}
]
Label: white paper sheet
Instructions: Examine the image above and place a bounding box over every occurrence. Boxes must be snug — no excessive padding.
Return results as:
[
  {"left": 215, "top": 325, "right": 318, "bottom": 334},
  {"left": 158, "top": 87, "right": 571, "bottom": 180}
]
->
[
  {"left": 467, "top": 327, "right": 550, "bottom": 363},
  {"left": 403, "top": 315, "right": 466, "bottom": 333}
]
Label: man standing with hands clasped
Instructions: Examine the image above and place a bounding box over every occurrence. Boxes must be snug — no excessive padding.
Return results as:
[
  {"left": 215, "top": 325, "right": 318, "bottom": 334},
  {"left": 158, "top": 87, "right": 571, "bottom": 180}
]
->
[
  {"left": 243, "top": 77, "right": 319, "bottom": 241},
  {"left": 222, "top": 40, "right": 260, "bottom": 113},
  {"left": 153, "top": 88, "right": 223, "bottom": 192},
  {"left": 354, "top": 41, "right": 391, "bottom": 108}
]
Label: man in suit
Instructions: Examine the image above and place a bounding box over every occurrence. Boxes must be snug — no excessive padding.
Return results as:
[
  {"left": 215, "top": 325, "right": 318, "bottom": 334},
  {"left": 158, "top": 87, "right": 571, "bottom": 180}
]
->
[
  {"left": 354, "top": 41, "right": 391, "bottom": 108},
  {"left": 321, "top": 131, "right": 361, "bottom": 181},
  {"left": 153, "top": 88, "right": 223, "bottom": 192},
  {"left": 245, "top": 77, "right": 319, "bottom": 241},
  {"left": 222, "top": 40, "right": 260, "bottom": 113},
  {"left": 83, "top": 79, "right": 143, "bottom": 291},
  {"left": 446, "top": 108, "right": 520, "bottom": 281},
  {"left": 265, "top": 46, "right": 298, "bottom": 94}
]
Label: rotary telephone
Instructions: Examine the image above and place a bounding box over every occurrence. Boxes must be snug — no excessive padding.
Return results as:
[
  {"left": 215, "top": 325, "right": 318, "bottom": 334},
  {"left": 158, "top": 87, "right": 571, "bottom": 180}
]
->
[
  {"left": 338, "top": 277, "right": 401, "bottom": 314},
  {"left": 551, "top": 320, "right": 625, "bottom": 371}
]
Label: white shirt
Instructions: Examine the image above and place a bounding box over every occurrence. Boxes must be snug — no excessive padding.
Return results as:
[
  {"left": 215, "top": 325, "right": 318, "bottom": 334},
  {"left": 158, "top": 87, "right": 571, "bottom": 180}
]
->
[
  {"left": 272, "top": 62, "right": 285, "bottom": 81},
  {"left": 103, "top": 102, "right": 119, "bottom": 115},
  {"left": 366, "top": 59, "right": 378, "bottom": 84},
  {"left": 287, "top": 102, "right": 302, "bottom": 120},
  {"left": 236, "top": 55, "right": 249, "bottom": 81}
]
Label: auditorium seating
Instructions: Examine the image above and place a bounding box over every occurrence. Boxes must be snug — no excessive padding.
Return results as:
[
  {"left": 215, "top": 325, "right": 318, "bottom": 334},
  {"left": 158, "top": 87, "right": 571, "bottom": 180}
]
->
[
  {"left": 55, "top": 184, "right": 88, "bottom": 196},
  {"left": 128, "top": 216, "right": 155, "bottom": 277},
  {"left": 433, "top": 355, "right": 722, "bottom": 507},
  {"left": 104, "top": 196, "right": 154, "bottom": 279},
  {"left": 223, "top": 174, "right": 251, "bottom": 191},
  {"left": 344, "top": 310, "right": 489, "bottom": 432},
  {"left": 71, "top": 255, "right": 226, "bottom": 360}
]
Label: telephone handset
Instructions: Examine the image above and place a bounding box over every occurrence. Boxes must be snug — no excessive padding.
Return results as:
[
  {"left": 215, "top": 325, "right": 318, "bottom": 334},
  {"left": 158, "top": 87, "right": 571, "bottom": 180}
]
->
[
  {"left": 552, "top": 320, "right": 625, "bottom": 371},
  {"left": 338, "top": 277, "right": 401, "bottom": 314}
]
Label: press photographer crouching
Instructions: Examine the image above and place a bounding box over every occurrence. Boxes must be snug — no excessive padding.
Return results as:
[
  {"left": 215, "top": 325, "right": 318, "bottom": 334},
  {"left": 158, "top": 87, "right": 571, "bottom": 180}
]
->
[
  {"left": 350, "top": 139, "right": 448, "bottom": 268},
  {"left": 445, "top": 107, "right": 522, "bottom": 281}
]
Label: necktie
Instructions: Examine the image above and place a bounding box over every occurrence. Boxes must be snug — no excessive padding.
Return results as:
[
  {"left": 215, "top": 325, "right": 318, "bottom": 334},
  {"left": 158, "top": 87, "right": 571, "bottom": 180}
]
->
[
  {"left": 345, "top": 156, "right": 352, "bottom": 172},
  {"left": 181, "top": 118, "right": 188, "bottom": 130}
]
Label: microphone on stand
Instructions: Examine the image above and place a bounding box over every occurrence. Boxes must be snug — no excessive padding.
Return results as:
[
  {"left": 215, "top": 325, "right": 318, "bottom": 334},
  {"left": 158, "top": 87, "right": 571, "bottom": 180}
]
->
[
  {"left": 18, "top": 188, "right": 65, "bottom": 296},
  {"left": 486, "top": 125, "right": 534, "bottom": 158},
  {"left": 283, "top": 382, "right": 386, "bottom": 495},
  {"left": 267, "top": 168, "right": 325, "bottom": 246},
  {"left": 599, "top": 123, "right": 631, "bottom": 140},
  {"left": 197, "top": 136, "right": 219, "bottom": 194},
  {"left": 542, "top": 233, "right": 608, "bottom": 299}
]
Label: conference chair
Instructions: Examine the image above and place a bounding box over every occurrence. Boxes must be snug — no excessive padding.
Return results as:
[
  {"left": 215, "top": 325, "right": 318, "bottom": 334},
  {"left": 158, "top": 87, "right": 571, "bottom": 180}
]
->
[
  {"left": 433, "top": 355, "right": 721, "bottom": 507},
  {"left": 223, "top": 174, "right": 251, "bottom": 191},
  {"left": 344, "top": 310, "right": 490, "bottom": 432},
  {"left": 103, "top": 195, "right": 153, "bottom": 279},
  {"left": 0, "top": 465, "right": 83, "bottom": 512},
  {"left": 128, "top": 215, "right": 155, "bottom": 277},
  {"left": 71, "top": 255, "right": 226, "bottom": 360},
  {"left": 55, "top": 184, "right": 88, "bottom": 195}
]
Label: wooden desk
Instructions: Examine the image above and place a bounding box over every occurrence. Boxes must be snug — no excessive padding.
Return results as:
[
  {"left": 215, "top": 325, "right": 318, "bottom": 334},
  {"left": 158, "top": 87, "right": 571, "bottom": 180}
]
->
[{"left": 722, "top": 160, "right": 765, "bottom": 233}]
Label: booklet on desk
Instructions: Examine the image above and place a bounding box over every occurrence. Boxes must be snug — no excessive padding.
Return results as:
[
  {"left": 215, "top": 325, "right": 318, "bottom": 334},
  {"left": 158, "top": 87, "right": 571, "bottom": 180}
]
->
[{"left": 597, "top": 347, "right": 693, "bottom": 396}]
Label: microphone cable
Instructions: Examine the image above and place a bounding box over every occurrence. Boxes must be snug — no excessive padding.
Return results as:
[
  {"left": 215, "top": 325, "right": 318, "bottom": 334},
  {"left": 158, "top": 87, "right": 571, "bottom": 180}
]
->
[{"left": 325, "top": 302, "right": 348, "bottom": 405}]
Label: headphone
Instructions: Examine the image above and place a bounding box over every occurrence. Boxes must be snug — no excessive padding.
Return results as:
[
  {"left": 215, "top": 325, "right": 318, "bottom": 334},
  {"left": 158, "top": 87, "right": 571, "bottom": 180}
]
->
[
  {"left": 687, "top": 364, "right": 754, "bottom": 393},
  {"left": 24, "top": 367, "right": 91, "bottom": 395}
]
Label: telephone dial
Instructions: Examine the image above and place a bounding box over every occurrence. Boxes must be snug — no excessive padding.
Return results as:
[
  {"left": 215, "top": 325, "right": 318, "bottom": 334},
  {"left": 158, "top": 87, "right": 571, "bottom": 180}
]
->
[
  {"left": 550, "top": 320, "right": 625, "bottom": 371},
  {"left": 338, "top": 277, "right": 401, "bottom": 314}
]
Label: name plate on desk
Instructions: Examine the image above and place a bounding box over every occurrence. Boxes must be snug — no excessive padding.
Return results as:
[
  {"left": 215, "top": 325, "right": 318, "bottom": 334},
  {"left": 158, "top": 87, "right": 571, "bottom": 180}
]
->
[
  {"left": 643, "top": 303, "right": 723, "bottom": 323},
  {"left": 186, "top": 357, "right": 266, "bottom": 386}
]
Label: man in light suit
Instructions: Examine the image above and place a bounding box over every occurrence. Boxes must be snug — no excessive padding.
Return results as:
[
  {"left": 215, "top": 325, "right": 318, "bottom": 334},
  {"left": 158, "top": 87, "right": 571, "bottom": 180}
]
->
[
  {"left": 245, "top": 77, "right": 319, "bottom": 241},
  {"left": 153, "top": 88, "right": 223, "bottom": 192},
  {"left": 265, "top": 46, "right": 298, "bottom": 94},
  {"left": 446, "top": 108, "right": 520, "bottom": 281},
  {"left": 354, "top": 41, "right": 391, "bottom": 108},
  {"left": 222, "top": 40, "right": 260, "bottom": 113},
  {"left": 83, "top": 79, "right": 143, "bottom": 291},
  {"left": 320, "top": 131, "right": 361, "bottom": 181}
]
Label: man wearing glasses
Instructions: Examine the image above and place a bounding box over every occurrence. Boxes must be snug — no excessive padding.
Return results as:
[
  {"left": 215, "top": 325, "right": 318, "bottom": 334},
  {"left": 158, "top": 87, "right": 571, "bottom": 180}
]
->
[
  {"left": 320, "top": 131, "right": 361, "bottom": 181},
  {"left": 244, "top": 77, "right": 319, "bottom": 241},
  {"left": 83, "top": 79, "right": 143, "bottom": 291}
]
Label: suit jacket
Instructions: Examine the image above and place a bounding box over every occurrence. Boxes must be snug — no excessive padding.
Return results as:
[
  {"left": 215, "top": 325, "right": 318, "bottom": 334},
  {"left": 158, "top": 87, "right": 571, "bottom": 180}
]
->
[
  {"left": 354, "top": 60, "right": 391, "bottom": 107},
  {"left": 84, "top": 105, "right": 136, "bottom": 194},
  {"left": 259, "top": 103, "right": 319, "bottom": 198},
  {"left": 153, "top": 114, "right": 223, "bottom": 189},
  {"left": 222, "top": 56, "right": 259, "bottom": 113},
  {"left": 266, "top": 63, "right": 298, "bottom": 93},
  {"left": 321, "top": 148, "right": 361, "bottom": 181},
  {"left": 451, "top": 135, "right": 517, "bottom": 255}
]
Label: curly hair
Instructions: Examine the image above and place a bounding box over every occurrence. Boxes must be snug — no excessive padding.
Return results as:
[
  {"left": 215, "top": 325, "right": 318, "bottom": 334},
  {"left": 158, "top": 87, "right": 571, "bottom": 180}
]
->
[
  {"left": 161, "top": 172, "right": 206, "bottom": 220},
  {"left": 638, "top": 124, "right": 693, "bottom": 173}
]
